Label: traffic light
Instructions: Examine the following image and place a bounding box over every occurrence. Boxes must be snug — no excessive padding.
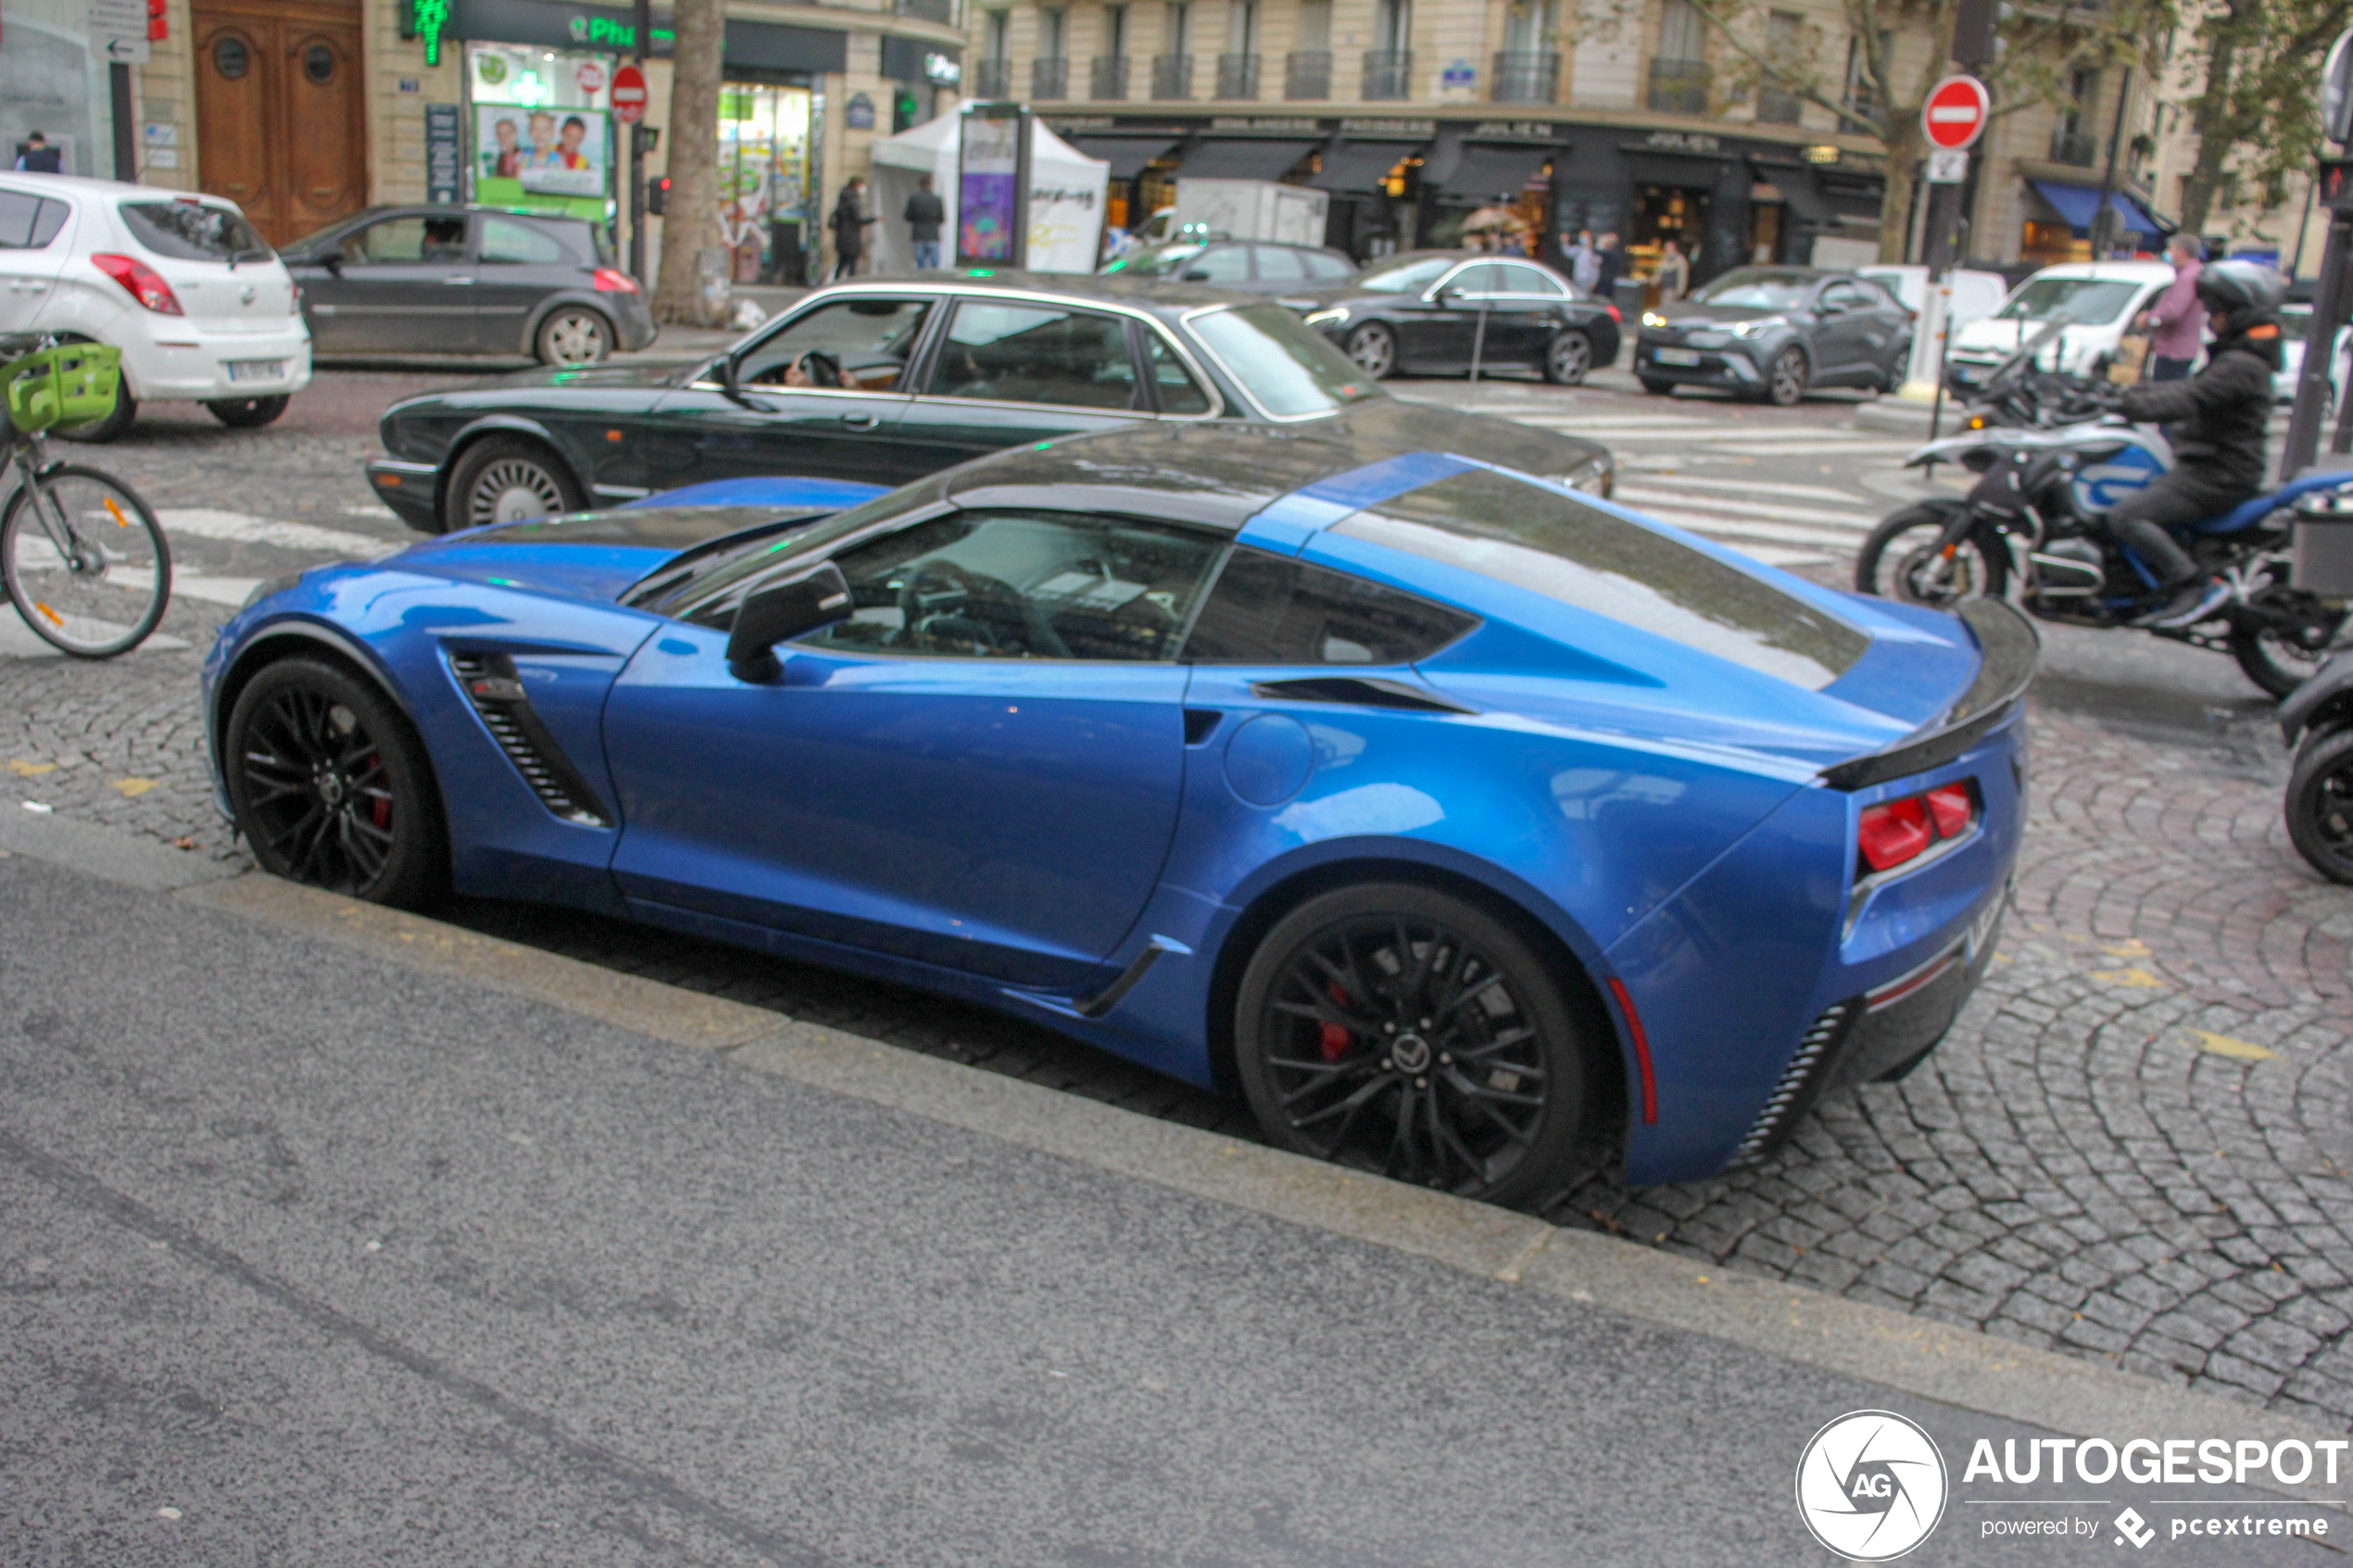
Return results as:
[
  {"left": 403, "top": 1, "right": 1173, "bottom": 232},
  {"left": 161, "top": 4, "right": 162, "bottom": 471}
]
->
[
  {"left": 892, "top": 89, "right": 919, "bottom": 133},
  {"left": 146, "top": 0, "right": 166, "bottom": 40},
  {"left": 647, "top": 174, "right": 670, "bottom": 216}
]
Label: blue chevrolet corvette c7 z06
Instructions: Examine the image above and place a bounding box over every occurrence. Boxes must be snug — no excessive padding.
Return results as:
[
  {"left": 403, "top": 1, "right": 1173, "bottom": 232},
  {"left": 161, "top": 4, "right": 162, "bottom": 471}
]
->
[{"left": 205, "top": 424, "right": 2032, "bottom": 1200}]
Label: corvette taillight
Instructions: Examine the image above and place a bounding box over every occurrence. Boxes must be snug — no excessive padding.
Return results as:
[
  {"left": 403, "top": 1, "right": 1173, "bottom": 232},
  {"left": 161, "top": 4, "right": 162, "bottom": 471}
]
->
[
  {"left": 92, "top": 252, "right": 182, "bottom": 314},
  {"left": 1857, "top": 780, "right": 1977, "bottom": 874},
  {"left": 592, "top": 267, "right": 639, "bottom": 294}
]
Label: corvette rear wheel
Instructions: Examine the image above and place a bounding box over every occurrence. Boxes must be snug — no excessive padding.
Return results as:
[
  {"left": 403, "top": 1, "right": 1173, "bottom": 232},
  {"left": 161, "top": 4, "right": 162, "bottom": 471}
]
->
[
  {"left": 447, "top": 435, "right": 585, "bottom": 533},
  {"left": 1236, "top": 884, "right": 1592, "bottom": 1206},
  {"left": 225, "top": 658, "right": 447, "bottom": 908}
]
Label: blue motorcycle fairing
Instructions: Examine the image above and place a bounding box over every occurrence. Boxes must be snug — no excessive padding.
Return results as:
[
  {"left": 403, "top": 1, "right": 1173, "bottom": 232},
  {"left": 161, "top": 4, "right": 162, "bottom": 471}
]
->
[{"left": 601, "top": 633, "right": 1191, "bottom": 990}]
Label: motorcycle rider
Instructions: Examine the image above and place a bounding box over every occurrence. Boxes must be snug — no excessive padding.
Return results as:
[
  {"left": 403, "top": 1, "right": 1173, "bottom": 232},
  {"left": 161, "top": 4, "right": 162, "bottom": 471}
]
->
[{"left": 2107, "top": 259, "right": 2286, "bottom": 627}]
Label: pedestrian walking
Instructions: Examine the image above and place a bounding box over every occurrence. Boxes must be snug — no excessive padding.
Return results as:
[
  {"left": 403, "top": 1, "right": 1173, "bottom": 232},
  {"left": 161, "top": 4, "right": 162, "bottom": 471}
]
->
[
  {"left": 12, "top": 132, "right": 61, "bottom": 173},
  {"left": 2135, "top": 234, "right": 2206, "bottom": 382},
  {"left": 1560, "top": 229, "right": 1599, "bottom": 294},
  {"left": 830, "top": 177, "right": 874, "bottom": 282},
  {"left": 904, "top": 174, "right": 944, "bottom": 270},
  {"left": 1654, "top": 239, "right": 1689, "bottom": 303},
  {"left": 1593, "top": 232, "right": 1626, "bottom": 301}
]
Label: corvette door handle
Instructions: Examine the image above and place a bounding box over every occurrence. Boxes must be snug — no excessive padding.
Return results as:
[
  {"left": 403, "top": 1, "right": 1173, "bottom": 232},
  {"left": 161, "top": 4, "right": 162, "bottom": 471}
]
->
[{"left": 839, "top": 411, "right": 878, "bottom": 430}]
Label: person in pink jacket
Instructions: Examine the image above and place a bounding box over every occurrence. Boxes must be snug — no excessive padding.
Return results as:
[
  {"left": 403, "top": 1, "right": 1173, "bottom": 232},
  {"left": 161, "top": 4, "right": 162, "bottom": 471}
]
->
[{"left": 2136, "top": 234, "right": 2206, "bottom": 381}]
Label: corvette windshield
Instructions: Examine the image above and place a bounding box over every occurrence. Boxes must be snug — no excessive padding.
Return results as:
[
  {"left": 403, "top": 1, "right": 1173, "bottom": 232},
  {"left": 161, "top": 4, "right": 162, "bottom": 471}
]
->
[
  {"left": 626, "top": 487, "right": 936, "bottom": 621},
  {"left": 1335, "top": 470, "right": 1867, "bottom": 690}
]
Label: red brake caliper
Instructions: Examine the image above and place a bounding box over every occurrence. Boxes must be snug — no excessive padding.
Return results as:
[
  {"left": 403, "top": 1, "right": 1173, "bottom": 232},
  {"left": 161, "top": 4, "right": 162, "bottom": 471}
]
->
[
  {"left": 1319, "top": 983, "right": 1353, "bottom": 1062},
  {"left": 366, "top": 754, "right": 392, "bottom": 829}
]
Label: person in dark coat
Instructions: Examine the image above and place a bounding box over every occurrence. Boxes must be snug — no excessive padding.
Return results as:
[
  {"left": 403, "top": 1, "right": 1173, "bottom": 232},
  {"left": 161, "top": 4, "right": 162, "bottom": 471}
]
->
[
  {"left": 829, "top": 177, "right": 874, "bottom": 281},
  {"left": 13, "top": 132, "right": 62, "bottom": 173},
  {"left": 2108, "top": 259, "right": 2285, "bottom": 627},
  {"left": 1592, "top": 232, "right": 1626, "bottom": 300},
  {"left": 904, "top": 174, "right": 945, "bottom": 270}
]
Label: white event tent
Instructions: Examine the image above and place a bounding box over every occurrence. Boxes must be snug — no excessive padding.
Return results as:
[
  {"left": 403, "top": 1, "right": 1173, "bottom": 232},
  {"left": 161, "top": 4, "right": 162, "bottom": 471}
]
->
[{"left": 865, "top": 112, "right": 1110, "bottom": 275}]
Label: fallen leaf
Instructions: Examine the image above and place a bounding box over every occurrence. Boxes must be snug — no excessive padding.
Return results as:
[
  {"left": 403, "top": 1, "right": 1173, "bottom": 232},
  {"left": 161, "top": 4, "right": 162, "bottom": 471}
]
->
[
  {"left": 2101, "top": 938, "right": 2152, "bottom": 958},
  {"left": 2088, "top": 967, "right": 2168, "bottom": 988},
  {"left": 2187, "top": 1029, "right": 2274, "bottom": 1062},
  {"left": 110, "top": 777, "right": 157, "bottom": 797},
  {"left": 170, "top": 836, "right": 196, "bottom": 851},
  {"left": 6, "top": 759, "right": 56, "bottom": 777}
]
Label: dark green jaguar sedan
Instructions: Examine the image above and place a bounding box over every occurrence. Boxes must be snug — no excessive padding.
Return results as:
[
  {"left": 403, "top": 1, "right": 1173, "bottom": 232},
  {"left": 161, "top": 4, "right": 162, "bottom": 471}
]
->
[{"left": 364, "top": 271, "right": 1616, "bottom": 535}]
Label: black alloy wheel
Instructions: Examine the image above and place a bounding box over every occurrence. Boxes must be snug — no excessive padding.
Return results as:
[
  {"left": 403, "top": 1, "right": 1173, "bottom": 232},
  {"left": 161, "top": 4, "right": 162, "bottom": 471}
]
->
[
  {"left": 1235, "top": 883, "right": 1591, "bottom": 1206},
  {"left": 445, "top": 435, "right": 585, "bottom": 533},
  {"left": 2287, "top": 729, "right": 2353, "bottom": 884},
  {"left": 225, "top": 658, "right": 447, "bottom": 907},
  {"left": 1765, "top": 345, "right": 1810, "bottom": 407},
  {"left": 1344, "top": 321, "right": 1397, "bottom": 380},
  {"left": 206, "top": 395, "right": 291, "bottom": 428},
  {"left": 1542, "top": 329, "right": 1594, "bottom": 386}
]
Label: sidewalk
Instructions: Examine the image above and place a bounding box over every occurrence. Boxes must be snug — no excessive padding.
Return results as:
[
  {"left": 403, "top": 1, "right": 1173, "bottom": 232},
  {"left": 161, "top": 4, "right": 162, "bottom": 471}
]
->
[{"left": 0, "top": 823, "right": 2339, "bottom": 1565}]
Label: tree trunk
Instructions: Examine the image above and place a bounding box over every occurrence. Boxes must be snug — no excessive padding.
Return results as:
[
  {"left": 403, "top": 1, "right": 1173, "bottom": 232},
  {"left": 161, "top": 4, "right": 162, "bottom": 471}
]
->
[
  {"left": 2176, "top": 0, "right": 2250, "bottom": 238},
  {"left": 1877, "top": 123, "right": 1919, "bottom": 264},
  {"left": 650, "top": 0, "right": 725, "bottom": 326}
]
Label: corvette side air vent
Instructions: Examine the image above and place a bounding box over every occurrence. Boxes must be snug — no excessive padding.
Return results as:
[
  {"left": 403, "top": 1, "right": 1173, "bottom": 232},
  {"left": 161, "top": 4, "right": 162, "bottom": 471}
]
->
[{"left": 447, "top": 652, "right": 612, "bottom": 828}]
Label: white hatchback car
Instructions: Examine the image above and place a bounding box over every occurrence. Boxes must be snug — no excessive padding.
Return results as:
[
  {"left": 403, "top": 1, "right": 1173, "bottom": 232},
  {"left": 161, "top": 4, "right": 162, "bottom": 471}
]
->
[{"left": 0, "top": 174, "right": 311, "bottom": 439}]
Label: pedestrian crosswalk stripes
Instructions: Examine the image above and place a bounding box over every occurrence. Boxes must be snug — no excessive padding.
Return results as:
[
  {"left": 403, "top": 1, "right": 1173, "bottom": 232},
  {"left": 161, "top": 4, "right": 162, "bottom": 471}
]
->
[{"left": 1611, "top": 486, "right": 1880, "bottom": 533}]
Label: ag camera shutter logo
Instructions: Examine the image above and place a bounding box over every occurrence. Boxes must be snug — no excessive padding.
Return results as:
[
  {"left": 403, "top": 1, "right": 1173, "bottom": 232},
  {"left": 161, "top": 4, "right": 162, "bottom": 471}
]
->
[{"left": 1796, "top": 1411, "right": 1949, "bottom": 1561}]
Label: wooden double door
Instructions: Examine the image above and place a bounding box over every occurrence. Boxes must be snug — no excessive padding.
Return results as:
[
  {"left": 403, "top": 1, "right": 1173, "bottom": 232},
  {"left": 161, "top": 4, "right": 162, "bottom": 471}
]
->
[{"left": 193, "top": 0, "right": 368, "bottom": 249}]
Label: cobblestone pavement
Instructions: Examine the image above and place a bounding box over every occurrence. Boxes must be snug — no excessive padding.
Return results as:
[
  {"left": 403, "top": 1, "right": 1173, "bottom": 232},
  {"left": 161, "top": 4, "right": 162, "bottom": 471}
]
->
[{"left": 6, "top": 372, "right": 2352, "bottom": 1430}]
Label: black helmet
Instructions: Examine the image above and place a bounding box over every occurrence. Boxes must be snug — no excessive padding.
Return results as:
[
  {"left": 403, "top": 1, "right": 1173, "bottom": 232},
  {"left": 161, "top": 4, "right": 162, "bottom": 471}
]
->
[{"left": 2193, "top": 258, "right": 2286, "bottom": 332}]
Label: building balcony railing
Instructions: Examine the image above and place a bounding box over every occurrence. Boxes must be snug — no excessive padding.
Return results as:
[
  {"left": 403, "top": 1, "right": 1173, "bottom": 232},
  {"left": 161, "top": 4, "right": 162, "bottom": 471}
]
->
[
  {"left": 1361, "top": 49, "right": 1413, "bottom": 101},
  {"left": 1090, "top": 54, "right": 1130, "bottom": 100},
  {"left": 1031, "top": 56, "right": 1069, "bottom": 98},
  {"left": 1756, "top": 84, "right": 1802, "bottom": 124},
  {"left": 2048, "top": 129, "right": 2099, "bottom": 166},
  {"left": 1489, "top": 49, "right": 1558, "bottom": 103},
  {"left": 1216, "top": 51, "right": 1260, "bottom": 98},
  {"left": 971, "top": 56, "right": 1013, "bottom": 98},
  {"left": 891, "top": 0, "right": 954, "bottom": 25},
  {"left": 1151, "top": 52, "right": 1193, "bottom": 99},
  {"left": 1284, "top": 49, "right": 1331, "bottom": 99},
  {"left": 1645, "top": 57, "right": 1709, "bottom": 115}
]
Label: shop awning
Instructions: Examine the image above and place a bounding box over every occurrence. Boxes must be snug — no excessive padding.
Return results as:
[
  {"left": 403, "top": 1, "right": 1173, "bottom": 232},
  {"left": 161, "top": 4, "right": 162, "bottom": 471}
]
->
[
  {"left": 1307, "top": 140, "right": 1422, "bottom": 194},
  {"left": 1750, "top": 160, "right": 1833, "bottom": 225},
  {"left": 1174, "top": 138, "right": 1319, "bottom": 182},
  {"left": 2030, "top": 180, "right": 2168, "bottom": 238},
  {"left": 1434, "top": 142, "right": 1552, "bottom": 203},
  {"left": 1068, "top": 135, "right": 1178, "bottom": 180}
]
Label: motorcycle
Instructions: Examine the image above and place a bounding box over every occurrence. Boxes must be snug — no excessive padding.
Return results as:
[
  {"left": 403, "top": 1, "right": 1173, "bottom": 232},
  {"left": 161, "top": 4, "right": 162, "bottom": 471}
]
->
[
  {"left": 1855, "top": 401, "right": 2353, "bottom": 698},
  {"left": 2279, "top": 641, "right": 2353, "bottom": 882}
]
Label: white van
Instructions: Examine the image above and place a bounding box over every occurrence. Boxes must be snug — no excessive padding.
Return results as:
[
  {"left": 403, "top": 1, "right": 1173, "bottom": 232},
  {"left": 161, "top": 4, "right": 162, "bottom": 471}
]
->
[
  {"left": 0, "top": 174, "right": 311, "bottom": 439},
  {"left": 1944, "top": 260, "right": 2175, "bottom": 387}
]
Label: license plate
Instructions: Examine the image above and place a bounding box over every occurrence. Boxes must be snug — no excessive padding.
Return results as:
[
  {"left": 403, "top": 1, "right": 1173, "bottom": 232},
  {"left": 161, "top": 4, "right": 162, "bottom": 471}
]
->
[
  {"left": 226, "top": 359, "right": 284, "bottom": 383},
  {"left": 1653, "top": 347, "right": 1701, "bottom": 366}
]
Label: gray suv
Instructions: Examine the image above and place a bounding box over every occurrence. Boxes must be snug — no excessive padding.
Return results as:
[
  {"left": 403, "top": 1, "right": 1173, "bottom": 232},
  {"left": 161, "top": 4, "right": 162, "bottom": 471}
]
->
[{"left": 280, "top": 206, "right": 656, "bottom": 366}]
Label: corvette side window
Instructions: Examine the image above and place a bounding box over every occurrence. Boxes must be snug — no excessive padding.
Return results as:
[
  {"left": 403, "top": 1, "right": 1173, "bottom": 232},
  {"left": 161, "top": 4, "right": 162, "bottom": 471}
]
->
[
  {"left": 799, "top": 509, "right": 1222, "bottom": 661},
  {"left": 737, "top": 297, "right": 935, "bottom": 393},
  {"left": 1181, "top": 546, "right": 1476, "bottom": 665}
]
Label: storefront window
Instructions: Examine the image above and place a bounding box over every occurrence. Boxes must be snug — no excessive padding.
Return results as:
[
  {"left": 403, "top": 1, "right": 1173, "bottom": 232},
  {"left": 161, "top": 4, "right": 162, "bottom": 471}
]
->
[
  {"left": 468, "top": 44, "right": 615, "bottom": 220},
  {"left": 718, "top": 83, "right": 814, "bottom": 283}
]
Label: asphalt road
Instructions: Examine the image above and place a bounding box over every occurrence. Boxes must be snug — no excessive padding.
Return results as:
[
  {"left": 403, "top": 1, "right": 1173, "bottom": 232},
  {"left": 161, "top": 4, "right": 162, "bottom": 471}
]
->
[{"left": 4, "top": 847, "right": 2337, "bottom": 1566}]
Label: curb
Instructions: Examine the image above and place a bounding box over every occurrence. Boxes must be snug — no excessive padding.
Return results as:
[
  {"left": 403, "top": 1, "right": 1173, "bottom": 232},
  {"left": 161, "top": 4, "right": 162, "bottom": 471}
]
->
[
  {"left": 173, "top": 872, "right": 2349, "bottom": 1489},
  {"left": 13, "top": 815, "right": 2341, "bottom": 1491}
]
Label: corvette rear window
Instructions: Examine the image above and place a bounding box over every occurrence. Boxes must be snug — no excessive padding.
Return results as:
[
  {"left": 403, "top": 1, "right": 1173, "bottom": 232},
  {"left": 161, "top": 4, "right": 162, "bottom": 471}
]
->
[{"left": 1334, "top": 469, "right": 1867, "bottom": 690}]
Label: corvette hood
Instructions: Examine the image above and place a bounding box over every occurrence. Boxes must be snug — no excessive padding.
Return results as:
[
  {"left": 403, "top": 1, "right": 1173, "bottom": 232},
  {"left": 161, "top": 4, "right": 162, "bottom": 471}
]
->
[{"left": 392, "top": 504, "right": 832, "bottom": 601}]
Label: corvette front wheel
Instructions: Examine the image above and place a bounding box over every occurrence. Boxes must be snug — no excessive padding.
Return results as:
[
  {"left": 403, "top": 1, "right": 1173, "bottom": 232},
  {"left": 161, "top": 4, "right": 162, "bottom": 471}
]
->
[
  {"left": 1235, "top": 884, "right": 1594, "bottom": 1206},
  {"left": 225, "top": 658, "right": 447, "bottom": 908}
]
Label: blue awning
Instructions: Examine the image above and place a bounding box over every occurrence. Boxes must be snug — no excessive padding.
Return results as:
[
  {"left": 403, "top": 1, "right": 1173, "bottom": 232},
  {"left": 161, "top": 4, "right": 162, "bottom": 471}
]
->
[{"left": 2029, "top": 180, "right": 2167, "bottom": 238}]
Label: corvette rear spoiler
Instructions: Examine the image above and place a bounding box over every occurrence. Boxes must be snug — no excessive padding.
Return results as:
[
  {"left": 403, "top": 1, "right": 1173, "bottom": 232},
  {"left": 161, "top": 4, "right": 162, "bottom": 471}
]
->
[{"left": 1819, "top": 599, "right": 2039, "bottom": 791}]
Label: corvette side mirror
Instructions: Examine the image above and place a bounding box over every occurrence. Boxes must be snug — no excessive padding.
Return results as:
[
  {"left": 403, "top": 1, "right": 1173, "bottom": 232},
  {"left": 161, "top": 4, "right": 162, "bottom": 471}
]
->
[{"left": 726, "top": 561, "right": 853, "bottom": 682}]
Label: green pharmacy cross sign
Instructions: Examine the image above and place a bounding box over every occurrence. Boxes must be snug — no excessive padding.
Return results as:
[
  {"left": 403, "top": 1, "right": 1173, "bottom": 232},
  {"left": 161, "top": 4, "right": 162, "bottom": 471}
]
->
[{"left": 409, "top": 0, "right": 451, "bottom": 65}]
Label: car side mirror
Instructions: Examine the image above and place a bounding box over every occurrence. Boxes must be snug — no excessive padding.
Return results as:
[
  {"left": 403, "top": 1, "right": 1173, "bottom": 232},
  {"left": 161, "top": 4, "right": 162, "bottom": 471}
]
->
[
  {"left": 1182, "top": 268, "right": 1212, "bottom": 282},
  {"left": 726, "top": 561, "right": 853, "bottom": 682},
  {"left": 319, "top": 248, "right": 344, "bottom": 273}
]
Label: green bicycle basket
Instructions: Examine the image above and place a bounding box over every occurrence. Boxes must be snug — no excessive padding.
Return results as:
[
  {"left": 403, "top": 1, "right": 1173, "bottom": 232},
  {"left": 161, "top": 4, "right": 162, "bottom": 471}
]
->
[{"left": 3, "top": 342, "right": 123, "bottom": 434}]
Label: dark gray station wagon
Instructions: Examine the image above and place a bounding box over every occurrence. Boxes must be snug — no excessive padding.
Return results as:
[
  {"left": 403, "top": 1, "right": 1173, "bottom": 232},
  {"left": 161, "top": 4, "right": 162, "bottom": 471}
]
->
[{"left": 280, "top": 205, "right": 656, "bottom": 365}]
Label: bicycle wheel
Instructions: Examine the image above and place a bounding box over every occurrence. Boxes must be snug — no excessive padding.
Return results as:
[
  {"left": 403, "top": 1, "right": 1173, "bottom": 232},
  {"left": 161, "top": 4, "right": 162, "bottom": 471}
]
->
[{"left": 1, "top": 463, "right": 171, "bottom": 658}]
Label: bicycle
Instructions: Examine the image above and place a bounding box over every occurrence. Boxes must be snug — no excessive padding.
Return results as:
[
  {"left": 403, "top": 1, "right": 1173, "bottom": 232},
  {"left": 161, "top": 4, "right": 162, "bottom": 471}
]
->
[{"left": 0, "top": 336, "right": 170, "bottom": 658}]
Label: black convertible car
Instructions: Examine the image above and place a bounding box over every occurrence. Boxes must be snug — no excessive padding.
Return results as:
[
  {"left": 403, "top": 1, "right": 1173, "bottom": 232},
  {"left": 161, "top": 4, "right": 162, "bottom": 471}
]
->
[
  {"left": 365, "top": 272, "right": 1616, "bottom": 534},
  {"left": 1276, "top": 251, "right": 1623, "bottom": 386}
]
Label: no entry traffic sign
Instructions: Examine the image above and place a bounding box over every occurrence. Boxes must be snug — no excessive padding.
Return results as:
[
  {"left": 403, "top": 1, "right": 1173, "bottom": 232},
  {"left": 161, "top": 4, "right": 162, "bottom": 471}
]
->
[
  {"left": 611, "top": 63, "right": 648, "bottom": 124},
  {"left": 1922, "top": 75, "right": 1990, "bottom": 150}
]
